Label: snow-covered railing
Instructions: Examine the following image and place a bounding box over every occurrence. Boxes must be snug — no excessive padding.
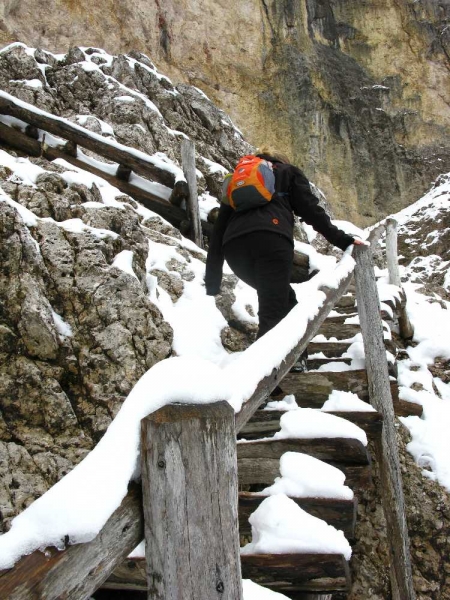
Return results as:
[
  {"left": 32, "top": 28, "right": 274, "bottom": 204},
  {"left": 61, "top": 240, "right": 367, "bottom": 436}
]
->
[{"left": 0, "top": 91, "right": 207, "bottom": 239}]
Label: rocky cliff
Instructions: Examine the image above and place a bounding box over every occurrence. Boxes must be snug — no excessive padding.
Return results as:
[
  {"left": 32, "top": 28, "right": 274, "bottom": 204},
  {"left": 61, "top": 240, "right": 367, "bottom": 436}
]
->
[
  {"left": 0, "top": 44, "right": 252, "bottom": 532},
  {"left": 1, "top": 41, "right": 450, "bottom": 600},
  {"left": 1, "top": 0, "right": 449, "bottom": 225}
]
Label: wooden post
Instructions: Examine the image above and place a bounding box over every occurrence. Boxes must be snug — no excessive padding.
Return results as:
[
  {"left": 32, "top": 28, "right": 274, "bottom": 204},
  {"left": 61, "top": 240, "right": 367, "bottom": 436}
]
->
[
  {"left": 385, "top": 218, "right": 414, "bottom": 340},
  {"left": 141, "top": 402, "right": 243, "bottom": 600},
  {"left": 354, "top": 245, "right": 416, "bottom": 600},
  {"left": 181, "top": 139, "right": 203, "bottom": 248}
]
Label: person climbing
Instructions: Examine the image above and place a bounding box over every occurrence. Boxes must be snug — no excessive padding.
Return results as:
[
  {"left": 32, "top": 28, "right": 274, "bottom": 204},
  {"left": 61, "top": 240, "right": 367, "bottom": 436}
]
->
[{"left": 205, "top": 149, "right": 364, "bottom": 363}]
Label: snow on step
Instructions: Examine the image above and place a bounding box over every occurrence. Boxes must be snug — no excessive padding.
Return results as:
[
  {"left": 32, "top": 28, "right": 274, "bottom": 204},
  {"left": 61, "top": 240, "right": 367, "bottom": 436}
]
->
[
  {"left": 255, "top": 452, "right": 354, "bottom": 500},
  {"left": 240, "top": 495, "right": 351, "bottom": 560},
  {"left": 239, "top": 492, "right": 357, "bottom": 540},
  {"left": 270, "top": 408, "right": 368, "bottom": 446},
  {"left": 321, "top": 390, "right": 377, "bottom": 413}
]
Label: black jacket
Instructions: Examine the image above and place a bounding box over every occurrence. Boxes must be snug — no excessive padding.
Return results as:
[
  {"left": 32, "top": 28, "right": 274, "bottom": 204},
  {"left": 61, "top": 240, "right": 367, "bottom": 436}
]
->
[{"left": 205, "top": 157, "right": 354, "bottom": 294}]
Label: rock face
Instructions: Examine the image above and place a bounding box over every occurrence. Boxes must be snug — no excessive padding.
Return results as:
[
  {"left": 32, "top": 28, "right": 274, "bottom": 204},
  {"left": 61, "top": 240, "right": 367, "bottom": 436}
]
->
[
  {"left": 0, "top": 45, "right": 253, "bottom": 532},
  {"left": 1, "top": 0, "right": 449, "bottom": 225}
]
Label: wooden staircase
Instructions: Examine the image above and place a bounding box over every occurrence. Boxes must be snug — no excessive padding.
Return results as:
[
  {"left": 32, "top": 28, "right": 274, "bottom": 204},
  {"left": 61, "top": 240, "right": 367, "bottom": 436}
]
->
[{"left": 96, "top": 282, "right": 421, "bottom": 599}]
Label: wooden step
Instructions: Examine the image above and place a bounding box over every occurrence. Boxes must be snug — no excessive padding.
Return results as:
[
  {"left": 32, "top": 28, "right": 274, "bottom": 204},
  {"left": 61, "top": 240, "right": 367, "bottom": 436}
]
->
[
  {"left": 278, "top": 370, "right": 399, "bottom": 408},
  {"left": 393, "top": 398, "right": 423, "bottom": 417},
  {"left": 102, "top": 553, "right": 351, "bottom": 595},
  {"left": 308, "top": 337, "right": 397, "bottom": 358},
  {"left": 239, "top": 409, "right": 383, "bottom": 440},
  {"left": 239, "top": 492, "right": 357, "bottom": 540},
  {"left": 308, "top": 342, "right": 352, "bottom": 358},
  {"left": 316, "top": 322, "right": 360, "bottom": 341},
  {"left": 241, "top": 553, "right": 351, "bottom": 594},
  {"left": 237, "top": 438, "right": 371, "bottom": 489},
  {"left": 324, "top": 309, "right": 391, "bottom": 323}
]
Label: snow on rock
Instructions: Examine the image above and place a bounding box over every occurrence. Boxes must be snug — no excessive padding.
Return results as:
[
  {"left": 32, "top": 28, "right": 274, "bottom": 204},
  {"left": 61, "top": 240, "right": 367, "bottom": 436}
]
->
[
  {"left": 111, "top": 250, "right": 139, "bottom": 280},
  {"left": 240, "top": 494, "right": 352, "bottom": 560},
  {"left": 257, "top": 452, "right": 354, "bottom": 500}
]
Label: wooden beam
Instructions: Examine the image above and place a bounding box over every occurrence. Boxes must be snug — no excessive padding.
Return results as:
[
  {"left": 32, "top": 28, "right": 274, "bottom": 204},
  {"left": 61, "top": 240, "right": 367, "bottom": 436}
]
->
[
  {"left": 0, "top": 484, "right": 144, "bottom": 600},
  {"left": 237, "top": 435, "right": 372, "bottom": 490},
  {"left": 0, "top": 91, "right": 177, "bottom": 187},
  {"left": 104, "top": 553, "right": 351, "bottom": 594},
  {"left": 181, "top": 139, "right": 203, "bottom": 248},
  {"left": 140, "top": 402, "right": 243, "bottom": 600},
  {"left": 240, "top": 553, "right": 351, "bottom": 593},
  {"left": 354, "top": 243, "right": 416, "bottom": 599}
]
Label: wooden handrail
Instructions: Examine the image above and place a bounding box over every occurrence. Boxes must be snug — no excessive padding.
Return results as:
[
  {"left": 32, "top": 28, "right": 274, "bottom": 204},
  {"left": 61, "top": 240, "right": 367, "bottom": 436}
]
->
[
  {"left": 0, "top": 120, "right": 189, "bottom": 229},
  {"left": 0, "top": 91, "right": 179, "bottom": 187}
]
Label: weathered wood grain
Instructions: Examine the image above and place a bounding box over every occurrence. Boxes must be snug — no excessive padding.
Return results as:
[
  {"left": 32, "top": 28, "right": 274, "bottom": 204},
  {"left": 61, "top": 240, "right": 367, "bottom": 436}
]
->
[
  {"left": 354, "top": 244, "right": 416, "bottom": 599},
  {"left": 392, "top": 398, "right": 423, "bottom": 418},
  {"left": 238, "top": 492, "right": 357, "bottom": 539},
  {"left": 240, "top": 553, "right": 351, "bottom": 593},
  {"left": 237, "top": 458, "right": 371, "bottom": 489},
  {"left": 307, "top": 341, "right": 352, "bottom": 358},
  {"left": 141, "top": 402, "right": 243, "bottom": 600},
  {"left": 181, "top": 139, "right": 203, "bottom": 248},
  {"left": 0, "top": 484, "right": 144, "bottom": 600},
  {"left": 237, "top": 437, "right": 370, "bottom": 464},
  {"left": 105, "top": 553, "right": 351, "bottom": 595},
  {"left": 316, "top": 322, "right": 361, "bottom": 340}
]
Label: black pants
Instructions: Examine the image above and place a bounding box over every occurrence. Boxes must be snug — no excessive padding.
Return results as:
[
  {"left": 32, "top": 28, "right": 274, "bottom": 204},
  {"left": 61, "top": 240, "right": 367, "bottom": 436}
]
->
[{"left": 223, "top": 231, "right": 298, "bottom": 339}]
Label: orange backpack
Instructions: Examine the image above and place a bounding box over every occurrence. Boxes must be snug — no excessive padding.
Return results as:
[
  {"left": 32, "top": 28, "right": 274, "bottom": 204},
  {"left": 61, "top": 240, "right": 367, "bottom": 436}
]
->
[{"left": 222, "top": 155, "right": 276, "bottom": 212}]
